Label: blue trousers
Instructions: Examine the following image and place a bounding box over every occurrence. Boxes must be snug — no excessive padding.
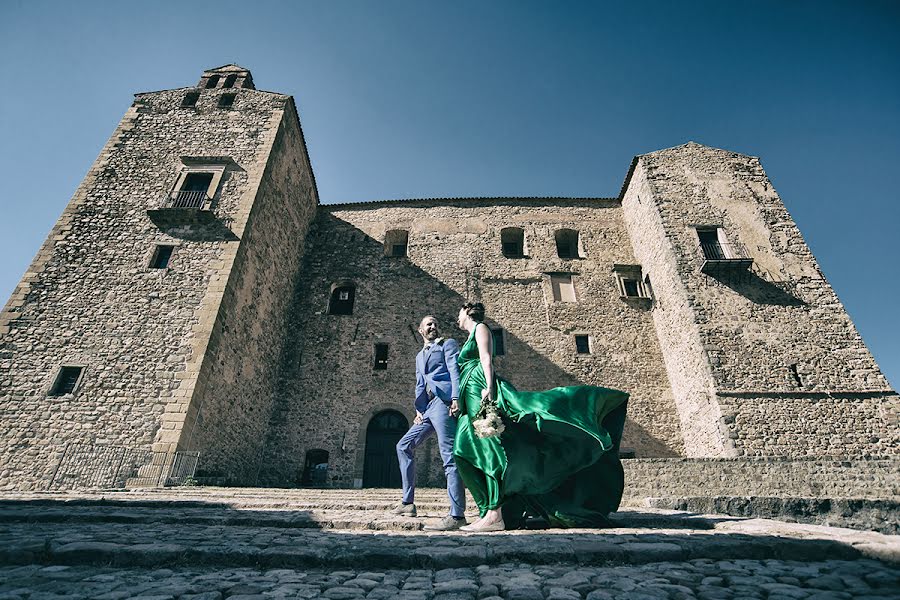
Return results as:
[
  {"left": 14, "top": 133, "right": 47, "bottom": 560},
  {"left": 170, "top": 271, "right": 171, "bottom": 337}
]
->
[{"left": 396, "top": 397, "right": 466, "bottom": 518}]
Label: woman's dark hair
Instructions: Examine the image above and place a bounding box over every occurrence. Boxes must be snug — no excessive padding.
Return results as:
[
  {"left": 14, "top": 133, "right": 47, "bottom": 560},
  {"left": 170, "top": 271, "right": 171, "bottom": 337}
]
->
[{"left": 462, "top": 301, "right": 486, "bottom": 322}]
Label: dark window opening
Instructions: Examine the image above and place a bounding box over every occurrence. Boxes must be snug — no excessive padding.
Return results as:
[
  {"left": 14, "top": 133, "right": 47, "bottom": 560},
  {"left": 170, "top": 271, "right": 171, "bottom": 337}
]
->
[
  {"left": 182, "top": 172, "right": 213, "bottom": 193},
  {"left": 329, "top": 285, "right": 356, "bottom": 315},
  {"left": 301, "top": 449, "right": 329, "bottom": 486},
  {"left": 698, "top": 228, "right": 726, "bottom": 260},
  {"left": 223, "top": 74, "right": 237, "bottom": 88},
  {"left": 575, "top": 335, "right": 590, "bottom": 354},
  {"left": 555, "top": 229, "right": 580, "bottom": 259},
  {"left": 218, "top": 94, "right": 236, "bottom": 108},
  {"left": 384, "top": 229, "right": 409, "bottom": 257},
  {"left": 491, "top": 328, "right": 506, "bottom": 356},
  {"left": 501, "top": 227, "right": 525, "bottom": 258},
  {"left": 205, "top": 75, "right": 220, "bottom": 89},
  {"left": 790, "top": 364, "right": 803, "bottom": 387},
  {"left": 374, "top": 343, "right": 389, "bottom": 370},
  {"left": 623, "top": 279, "right": 641, "bottom": 297},
  {"left": 181, "top": 92, "right": 200, "bottom": 108},
  {"left": 50, "top": 366, "right": 82, "bottom": 396},
  {"left": 149, "top": 245, "right": 174, "bottom": 269}
]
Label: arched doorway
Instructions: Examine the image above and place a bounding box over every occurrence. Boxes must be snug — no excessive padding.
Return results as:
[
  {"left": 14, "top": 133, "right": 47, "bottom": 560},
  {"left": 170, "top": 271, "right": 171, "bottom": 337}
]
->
[{"left": 363, "top": 410, "right": 409, "bottom": 488}]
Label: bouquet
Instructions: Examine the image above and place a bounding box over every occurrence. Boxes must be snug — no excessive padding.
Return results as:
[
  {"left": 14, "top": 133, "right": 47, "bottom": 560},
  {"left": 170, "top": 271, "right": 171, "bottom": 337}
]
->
[{"left": 472, "top": 388, "right": 505, "bottom": 439}]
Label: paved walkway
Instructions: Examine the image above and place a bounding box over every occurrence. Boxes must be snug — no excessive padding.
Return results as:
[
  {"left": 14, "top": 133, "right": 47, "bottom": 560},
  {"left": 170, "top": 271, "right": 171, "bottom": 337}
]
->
[{"left": 0, "top": 488, "right": 897, "bottom": 599}]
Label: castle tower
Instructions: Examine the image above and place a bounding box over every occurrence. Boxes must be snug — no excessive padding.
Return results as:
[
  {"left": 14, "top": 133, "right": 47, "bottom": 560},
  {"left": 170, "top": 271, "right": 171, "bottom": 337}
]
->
[
  {"left": 0, "top": 66, "right": 318, "bottom": 490},
  {"left": 620, "top": 142, "right": 897, "bottom": 458}
]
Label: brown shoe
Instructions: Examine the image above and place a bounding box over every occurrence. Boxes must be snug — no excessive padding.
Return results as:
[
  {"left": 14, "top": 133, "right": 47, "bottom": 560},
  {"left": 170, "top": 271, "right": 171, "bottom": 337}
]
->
[
  {"left": 391, "top": 503, "right": 417, "bottom": 517},
  {"left": 424, "top": 515, "right": 468, "bottom": 531}
]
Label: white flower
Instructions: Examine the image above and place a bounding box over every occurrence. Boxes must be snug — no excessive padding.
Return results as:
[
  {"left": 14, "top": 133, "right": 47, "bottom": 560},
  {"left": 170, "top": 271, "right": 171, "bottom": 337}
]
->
[{"left": 473, "top": 407, "right": 505, "bottom": 439}]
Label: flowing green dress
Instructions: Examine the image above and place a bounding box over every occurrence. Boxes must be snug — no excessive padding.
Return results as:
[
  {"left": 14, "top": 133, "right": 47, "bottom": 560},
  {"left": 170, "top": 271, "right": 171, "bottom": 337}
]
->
[{"left": 452, "top": 325, "right": 629, "bottom": 528}]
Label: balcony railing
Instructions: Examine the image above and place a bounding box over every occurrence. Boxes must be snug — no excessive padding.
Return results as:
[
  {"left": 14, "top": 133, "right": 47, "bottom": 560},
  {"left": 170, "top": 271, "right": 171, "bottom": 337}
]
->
[
  {"left": 163, "top": 190, "right": 211, "bottom": 210},
  {"left": 698, "top": 241, "right": 753, "bottom": 273}
]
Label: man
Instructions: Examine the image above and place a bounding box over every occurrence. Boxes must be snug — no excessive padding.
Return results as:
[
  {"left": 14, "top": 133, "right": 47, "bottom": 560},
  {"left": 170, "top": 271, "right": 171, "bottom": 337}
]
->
[{"left": 393, "top": 315, "right": 467, "bottom": 530}]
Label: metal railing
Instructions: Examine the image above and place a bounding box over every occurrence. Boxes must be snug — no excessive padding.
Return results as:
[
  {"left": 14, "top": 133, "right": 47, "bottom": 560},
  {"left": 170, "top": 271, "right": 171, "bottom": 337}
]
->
[
  {"left": 47, "top": 443, "right": 200, "bottom": 490},
  {"left": 163, "top": 190, "right": 210, "bottom": 209},
  {"left": 698, "top": 240, "right": 750, "bottom": 261}
]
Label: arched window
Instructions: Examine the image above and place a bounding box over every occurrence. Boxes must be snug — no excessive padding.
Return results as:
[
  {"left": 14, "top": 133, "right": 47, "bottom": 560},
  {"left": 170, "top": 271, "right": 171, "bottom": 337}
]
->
[
  {"left": 222, "top": 74, "right": 237, "bottom": 88},
  {"left": 501, "top": 227, "right": 525, "bottom": 258},
  {"left": 555, "top": 229, "right": 580, "bottom": 259},
  {"left": 328, "top": 283, "right": 356, "bottom": 315},
  {"left": 301, "top": 449, "right": 329, "bottom": 486},
  {"left": 205, "top": 75, "right": 220, "bottom": 89}
]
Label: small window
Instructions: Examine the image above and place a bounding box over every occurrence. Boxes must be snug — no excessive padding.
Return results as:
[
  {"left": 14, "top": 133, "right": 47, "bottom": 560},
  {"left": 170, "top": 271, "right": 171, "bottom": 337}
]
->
[
  {"left": 613, "top": 265, "right": 651, "bottom": 299},
  {"left": 501, "top": 227, "right": 525, "bottom": 258},
  {"left": 149, "top": 245, "right": 174, "bottom": 269},
  {"left": 49, "top": 366, "right": 83, "bottom": 396},
  {"left": 697, "top": 227, "right": 727, "bottom": 260},
  {"left": 491, "top": 328, "right": 506, "bottom": 356},
  {"left": 384, "top": 230, "right": 409, "bottom": 257},
  {"left": 205, "top": 75, "right": 220, "bottom": 89},
  {"left": 301, "top": 449, "right": 329, "bottom": 486},
  {"left": 789, "top": 363, "right": 803, "bottom": 387},
  {"left": 575, "top": 335, "right": 591, "bottom": 354},
  {"left": 373, "top": 343, "right": 389, "bottom": 370},
  {"left": 181, "top": 92, "right": 200, "bottom": 108},
  {"left": 218, "top": 94, "right": 236, "bottom": 108},
  {"left": 555, "top": 229, "right": 580, "bottom": 259},
  {"left": 329, "top": 284, "right": 356, "bottom": 315},
  {"left": 623, "top": 279, "right": 640, "bottom": 297},
  {"left": 550, "top": 274, "right": 577, "bottom": 303},
  {"left": 182, "top": 172, "right": 214, "bottom": 193},
  {"left": 223, "top": 74, "right": 237, "bottom": 89}
]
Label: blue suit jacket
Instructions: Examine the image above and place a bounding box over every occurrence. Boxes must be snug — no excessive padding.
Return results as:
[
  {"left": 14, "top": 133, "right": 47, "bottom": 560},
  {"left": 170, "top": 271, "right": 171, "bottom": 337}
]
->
[{"left": 415, "top": 338, "right": 461, "bottom": 414}]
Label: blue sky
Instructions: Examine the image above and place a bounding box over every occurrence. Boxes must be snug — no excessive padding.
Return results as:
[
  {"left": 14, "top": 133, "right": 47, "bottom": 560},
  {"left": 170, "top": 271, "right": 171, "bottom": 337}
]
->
[{"left": 1, "top": 0, "right": 898, "bottom": 387}]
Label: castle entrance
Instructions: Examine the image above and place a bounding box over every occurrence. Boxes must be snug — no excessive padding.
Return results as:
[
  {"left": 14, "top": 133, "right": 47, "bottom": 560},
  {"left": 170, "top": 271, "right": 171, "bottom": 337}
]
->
[{"left": 362, "top": 410, "right": 408, "bottom": 488}]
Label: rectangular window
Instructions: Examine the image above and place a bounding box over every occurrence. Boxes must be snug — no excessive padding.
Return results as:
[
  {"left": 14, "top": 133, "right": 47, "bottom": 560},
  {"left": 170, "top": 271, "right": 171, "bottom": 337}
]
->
[
  {"left": 373, "top": 343, "right": 389, "bottom": 370},
  {"left": 575, "top": 335, "right": 590, "bottom": 354},
  {"left": 49, "top": 366, "right": 83, "bottom": 396},
  {"left": 181, "top": 92, "right": 200, "bottom": 108},
  {"left": 622, "top": 279, "right": 640, "bottom": 297},
  {"left": 613, "top": 265, "right": 650, "bottom": 299},
  {"left": 384, "top": 230, "right": 409, "bottom": 257},
  {"left": 149, "top": 245, "right": 174, "bottom": 269},
  {"left": 491, "top": 328, "right": 506, "bottom": 356},
  {"left": 218, "top": 93, "right": 236, "bottom": 108},
  {"left": 697, "top": 228, "right": 727, "bottom": 260},
  {"left": 550, "top": 274, "right": 577, "bottom": 302}
]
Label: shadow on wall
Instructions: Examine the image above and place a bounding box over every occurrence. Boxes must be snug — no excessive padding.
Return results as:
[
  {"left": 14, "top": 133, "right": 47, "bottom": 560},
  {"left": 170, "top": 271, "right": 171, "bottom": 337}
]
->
[
  {"left": 255, "top": 212, "right": 680, "bottom": 488},
  {"left": 707, "top": 270, "right": 806, "bottom": 307}
]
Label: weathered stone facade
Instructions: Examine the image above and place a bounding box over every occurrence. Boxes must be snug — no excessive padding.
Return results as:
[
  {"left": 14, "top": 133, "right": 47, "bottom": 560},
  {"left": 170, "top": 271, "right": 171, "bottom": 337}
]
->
[{"left": 0, "top": 66, "right": 896, "bottom": 491}]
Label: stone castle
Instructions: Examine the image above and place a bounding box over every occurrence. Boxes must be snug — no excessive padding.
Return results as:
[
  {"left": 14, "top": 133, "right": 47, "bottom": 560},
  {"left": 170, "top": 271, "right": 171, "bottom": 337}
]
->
[{"left": 1, "top": 65, "right": 897, "bottom": 495}]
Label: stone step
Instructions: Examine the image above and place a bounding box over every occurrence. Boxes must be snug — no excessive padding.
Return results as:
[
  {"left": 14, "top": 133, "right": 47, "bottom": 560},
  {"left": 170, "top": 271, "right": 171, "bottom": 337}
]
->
[
  {"left": 0, "top": 490, "right": 897, "bottom": 571},
  {"left": 0, "top": 504, "right": 718, "bottom": 532},
  {"left": 2, "top": 517, "right": 894, "bottom": 572}
]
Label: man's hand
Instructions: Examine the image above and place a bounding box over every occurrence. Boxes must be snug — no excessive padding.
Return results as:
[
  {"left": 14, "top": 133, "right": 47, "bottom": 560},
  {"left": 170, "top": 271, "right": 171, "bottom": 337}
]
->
[
  {"left": 414, "top": 411, "right": 424, "bottom": 425},
  {"left": 449, "top": 400, "right": 460, "bottom": 418}
]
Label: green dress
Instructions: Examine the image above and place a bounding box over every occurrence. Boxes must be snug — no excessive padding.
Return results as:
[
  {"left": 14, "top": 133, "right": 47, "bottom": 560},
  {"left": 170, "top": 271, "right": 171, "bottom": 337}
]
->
[{"left": 452, "top": 325, "right": 629, "bottom": 528}]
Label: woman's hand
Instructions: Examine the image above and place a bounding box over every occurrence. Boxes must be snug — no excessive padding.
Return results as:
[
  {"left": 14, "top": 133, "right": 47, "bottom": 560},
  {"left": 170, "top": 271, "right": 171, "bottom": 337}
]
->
[{"left": 481, "top": 387, "right": 493, "bottom": 403}]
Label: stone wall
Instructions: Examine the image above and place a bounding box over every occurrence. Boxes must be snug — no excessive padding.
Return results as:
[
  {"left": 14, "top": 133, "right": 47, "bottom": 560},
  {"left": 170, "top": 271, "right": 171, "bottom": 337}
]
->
[
  {"left": 176, "top": 101, "right": 319, "bottom": 483},
  {"left": 622, "top": 142, "right": 897, "bottom": 459},
  {"left": 621, "top": 457, "right": 900, "bottom": 501},
  {"left": 259, "top": 198, "right": 684, "bottom": 487},
  {"left": 621, "top": 160, "right": 733, "bottom": 457},
  {"left": 0, "top": 83, "right": 290, "bottom": 490}
]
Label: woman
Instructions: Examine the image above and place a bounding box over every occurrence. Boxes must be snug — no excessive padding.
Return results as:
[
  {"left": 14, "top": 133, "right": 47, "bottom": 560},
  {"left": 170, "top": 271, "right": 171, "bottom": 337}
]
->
[{"left": 452, "top": 302, "right": 629, "bottom": 531}]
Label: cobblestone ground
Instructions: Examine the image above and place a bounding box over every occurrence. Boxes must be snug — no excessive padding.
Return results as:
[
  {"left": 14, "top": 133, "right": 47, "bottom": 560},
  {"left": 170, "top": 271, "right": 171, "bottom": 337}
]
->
[{"left": 1, "top": 559, "right": 898, "bottom": 600}]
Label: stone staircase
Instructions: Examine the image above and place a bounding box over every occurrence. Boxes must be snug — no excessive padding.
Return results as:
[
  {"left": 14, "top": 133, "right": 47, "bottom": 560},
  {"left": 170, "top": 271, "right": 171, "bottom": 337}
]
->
[{"left": 0, "top": 487, "right": 897, "bottom": 571}]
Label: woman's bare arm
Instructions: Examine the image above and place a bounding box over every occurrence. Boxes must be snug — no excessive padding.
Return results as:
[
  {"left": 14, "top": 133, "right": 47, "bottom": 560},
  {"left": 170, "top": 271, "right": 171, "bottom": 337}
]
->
[{"left": 474, "top": 323, "right": 495, "bottom": 401}]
